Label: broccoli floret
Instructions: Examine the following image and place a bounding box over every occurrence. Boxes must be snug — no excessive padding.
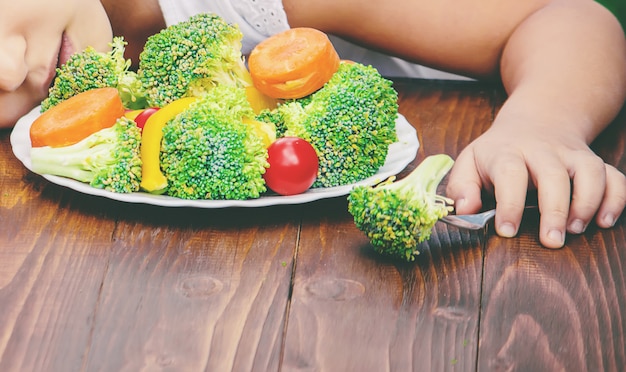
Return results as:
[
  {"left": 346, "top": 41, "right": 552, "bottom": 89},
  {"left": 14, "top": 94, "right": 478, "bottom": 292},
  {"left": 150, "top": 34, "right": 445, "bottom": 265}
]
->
[
  {"left": 278, "top": 62, "right": 399, "bottom": 188},
  {"left": 255, "top": 108, "right": 288, "bottom": 138},
  {"left": 160, "top": 85, "right": 268, "bottom": 200},
  {"left": 42, "top": 37, "right": 147, "bottom": 112},
  {"left": 138, "top": 13, "right": 253, "bottom": 108},
  {"left": 30, "top": 117, "right": 143, "bottom": 193},
  {"left": 347, "top": 154, "right": 455, "bottom": 261}
]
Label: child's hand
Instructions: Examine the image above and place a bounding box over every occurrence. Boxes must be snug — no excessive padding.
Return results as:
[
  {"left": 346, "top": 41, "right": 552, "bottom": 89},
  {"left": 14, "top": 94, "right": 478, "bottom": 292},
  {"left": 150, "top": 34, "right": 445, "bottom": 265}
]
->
[{"left": 445, "top": 118, "right": 626, "bottom": 248}]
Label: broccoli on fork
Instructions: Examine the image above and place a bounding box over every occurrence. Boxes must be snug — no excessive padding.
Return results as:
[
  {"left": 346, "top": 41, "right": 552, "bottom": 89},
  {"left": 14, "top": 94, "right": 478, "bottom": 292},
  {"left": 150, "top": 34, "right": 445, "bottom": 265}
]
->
[
  {"left": 42, "top": 37, "right": 146, "bottom": 111},
  {"left": 138, "top": 12, "right": 253, "bottom": 107},
  {"left": 348, "top": 154, "right": 455, "bottom": 261},
  {"left": 30, "top": 117, "right": 143, "bottom": 193}
]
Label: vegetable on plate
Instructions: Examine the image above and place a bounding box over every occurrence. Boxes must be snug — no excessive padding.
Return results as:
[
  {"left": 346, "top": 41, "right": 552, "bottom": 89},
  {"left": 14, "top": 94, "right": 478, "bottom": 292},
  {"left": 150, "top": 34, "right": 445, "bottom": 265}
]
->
[
  {"left": 159, "top": 85, "right": 269, "bottom": 200},
  {"left": 30, "top": 116, "right": 143, "bottom": 193},
  {"left": 245, "top": 85, "right": 280, "bottom": 114},
  {"left": 30, "top": 87, "right": 126, "bottom": 148},
  {"left": 243, "top": 117, "right": 277, "bottom": 148},
  {"left": 260, "top": 61, "right": 399, "bottom": 188},
  {"left": 248, "top": 27, "right": 340, "bottom": 99},
  {"left": 263, "top": 137, "right": 319, "bottom": 196},
  {"left": 133, "top": 107, "right": 160, "bottom": 131},
  {"left": 41, "top": 37, "right": 146, "bottom": 112},
  {"left": 26, "top": 12, "right": 404, "bottom": 203},
  {"left": 138, "top": 13, "right": 252, "bottom": 107},
  {"left": 140, "top": 97, "right": 197, "bottom": 194}
]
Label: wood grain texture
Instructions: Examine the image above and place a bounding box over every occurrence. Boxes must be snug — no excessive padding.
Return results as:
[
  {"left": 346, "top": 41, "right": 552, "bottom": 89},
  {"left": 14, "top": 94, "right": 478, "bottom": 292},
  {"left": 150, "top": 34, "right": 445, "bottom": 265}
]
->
[
  {"left": 0, "top": 146, "right": 115, "bottom": 371},
  {"left": 0, "top": 135, "right": 301, "bottom": 370},
  {"left": 283, "top": 80, "right": 501, "bottom": 372},
  {"left": 80, "top": 204, "right": 300, "bottom": 372},
  {"left": 1, "top": 79, "right": 624, "bottom": 372},
  {"left": 284, "top": 203, "right": 485, "bottom": 372}
]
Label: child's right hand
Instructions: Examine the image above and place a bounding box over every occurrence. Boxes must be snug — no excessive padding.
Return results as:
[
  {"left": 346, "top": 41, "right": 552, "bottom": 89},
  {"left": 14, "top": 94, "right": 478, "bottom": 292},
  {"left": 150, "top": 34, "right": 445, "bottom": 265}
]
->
[{"left": 445, "top": 115, "right": 626, "bottom": 248}]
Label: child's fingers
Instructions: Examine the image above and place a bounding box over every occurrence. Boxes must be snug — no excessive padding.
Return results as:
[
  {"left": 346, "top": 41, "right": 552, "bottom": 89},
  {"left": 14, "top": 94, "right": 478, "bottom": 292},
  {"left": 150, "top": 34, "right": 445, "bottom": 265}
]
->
[
  {"left": 566, "top": 154, "right": 607, "bottom": 234},
  {"left": 491, "top": 155, "right": 530, "bottom": 238},
  {"left": 532, "top": 155, "right": 572, "bottom": 248},
  {"left": 445, "top": 148, "right": 484, "bottom": 215},
  {"left": 595, "top": 164, "right": 626, "bottom": 228}
]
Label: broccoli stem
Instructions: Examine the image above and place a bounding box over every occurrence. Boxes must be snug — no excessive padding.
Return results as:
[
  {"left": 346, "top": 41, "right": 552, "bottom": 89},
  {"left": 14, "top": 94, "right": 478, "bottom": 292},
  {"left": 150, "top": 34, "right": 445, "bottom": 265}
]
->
[
  {"left": 30, "top": 161, "right": 94, "bottom": 182},
  {"left": 30, "top": 130, "right": 117, "bottom": 183},
  {"left": 385, "top": 154, "right": 455, "bottom": 195}
]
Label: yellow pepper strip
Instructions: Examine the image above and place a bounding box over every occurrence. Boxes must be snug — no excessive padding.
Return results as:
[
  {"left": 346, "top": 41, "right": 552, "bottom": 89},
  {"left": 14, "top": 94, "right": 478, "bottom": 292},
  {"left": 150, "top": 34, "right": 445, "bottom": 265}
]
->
[
  {"left": 140, "top": 97, "right": 197, "bottom": 194},
  {"left": 245, "top": 85, "right": 280, "bottom": 114},
  {"left": 242, "top": 117, "right": 276, "bottom": 148},
  {"left": 124, "top": 109, "right": 143, "bottom": 121}
]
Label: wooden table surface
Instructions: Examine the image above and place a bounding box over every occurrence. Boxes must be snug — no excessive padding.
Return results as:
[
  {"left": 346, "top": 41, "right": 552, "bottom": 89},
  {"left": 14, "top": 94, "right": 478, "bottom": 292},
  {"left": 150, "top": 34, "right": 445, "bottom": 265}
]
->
[{"left": 1, "top": 79, "right": 625, "bottom": 372}]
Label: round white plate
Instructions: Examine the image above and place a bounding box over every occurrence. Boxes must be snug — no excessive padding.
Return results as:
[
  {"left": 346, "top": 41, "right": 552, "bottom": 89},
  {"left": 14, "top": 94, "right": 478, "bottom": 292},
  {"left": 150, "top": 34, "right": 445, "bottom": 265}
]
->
[{"left": 10, "top": 106, "right": 419, "bottom": 207}]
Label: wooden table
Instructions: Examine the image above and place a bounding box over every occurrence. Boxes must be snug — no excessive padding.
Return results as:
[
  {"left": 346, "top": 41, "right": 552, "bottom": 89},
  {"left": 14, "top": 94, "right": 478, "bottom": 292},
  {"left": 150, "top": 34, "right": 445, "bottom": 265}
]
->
[{"left": 1, "top": 79, "right": 625, "bottom": 372}]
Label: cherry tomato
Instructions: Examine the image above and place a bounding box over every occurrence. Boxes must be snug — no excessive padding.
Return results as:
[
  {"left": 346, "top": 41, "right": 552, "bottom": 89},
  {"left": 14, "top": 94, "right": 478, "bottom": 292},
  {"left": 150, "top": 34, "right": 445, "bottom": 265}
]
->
[
  {"left": 263, "top": 137, "right": 319, "bottom": 195},
  {"left": 133, "top": 107, "right": 160, "bottom": 131}
]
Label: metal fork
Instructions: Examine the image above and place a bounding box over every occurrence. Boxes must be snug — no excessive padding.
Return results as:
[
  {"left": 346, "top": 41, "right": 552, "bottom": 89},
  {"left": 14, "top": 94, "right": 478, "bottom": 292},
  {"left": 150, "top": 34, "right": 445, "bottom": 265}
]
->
[
  {"left": 440, "top": 206, "right": 537, "bottom": 230},
  {"left": 440, "top": 209, "right": 497, "bottom": 230}
]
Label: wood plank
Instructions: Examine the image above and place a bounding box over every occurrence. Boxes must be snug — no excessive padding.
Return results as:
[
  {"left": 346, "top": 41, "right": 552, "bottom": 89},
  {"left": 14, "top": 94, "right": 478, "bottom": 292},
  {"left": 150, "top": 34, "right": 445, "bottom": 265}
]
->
[
  {"left": 478, "top": 107, "right": 626, "bottom": 371},
  {"left": 478, "top": 213, "right": 626, "bottom": 371},
  {"left": 1, "top": 131, "right": 301, "bottom": 371},
  {"left": 0, "top": 137, "right": 115, "bottom": 371},
  {"left": 284, "top": 201, "right": 485, "bottom": 371},
  {"left": 4, "top": 76, "right": 623, "bottom": 371},
  {"left": 283, "top": 81, "right": 500, "bottom": 371},
  {"left": 80, "top": 203, "right": 300, "bottom": 371},
  {"left": 394, "top": 79, "right": 503, "bottom": 160}
]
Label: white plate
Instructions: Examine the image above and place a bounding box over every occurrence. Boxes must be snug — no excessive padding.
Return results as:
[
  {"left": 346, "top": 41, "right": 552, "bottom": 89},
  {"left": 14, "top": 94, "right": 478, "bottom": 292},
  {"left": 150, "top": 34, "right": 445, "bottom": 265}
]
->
[{"left": 11, "top": 106, "right": 419, "bottom": 207}]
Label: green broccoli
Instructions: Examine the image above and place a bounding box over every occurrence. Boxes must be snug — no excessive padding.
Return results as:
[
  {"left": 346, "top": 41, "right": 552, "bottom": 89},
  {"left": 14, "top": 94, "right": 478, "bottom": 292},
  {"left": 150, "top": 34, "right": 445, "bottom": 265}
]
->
[
  {"left": 160, "top": 85, "right": 268, "bottom": 200},
  {"left": 347, "top": 154, "right": 455, "bottom": 261},
  {"left": 42, "top": 37, "right": 146, "bottom": 112},
  {"left": 30, "top": 117, "right": 143, "bottom": 193},
  {"left": 138, "top": 12, "right": 253, "bottom": 108},
  {"left": 255, "top": 108, "right": 288, "bottom": 139},
  {"left": 274, "top": 62, "right": 399, "bottom": 188}
]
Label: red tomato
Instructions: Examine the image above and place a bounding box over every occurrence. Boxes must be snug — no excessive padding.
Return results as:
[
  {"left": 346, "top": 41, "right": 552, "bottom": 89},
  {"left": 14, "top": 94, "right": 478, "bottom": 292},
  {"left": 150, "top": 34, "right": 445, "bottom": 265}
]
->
[
  {"left": 134, "top": 107, "right": 160, "bottom": 131},
  {"left": 263, "top": 137, "right": 319, "bottom": 195}
]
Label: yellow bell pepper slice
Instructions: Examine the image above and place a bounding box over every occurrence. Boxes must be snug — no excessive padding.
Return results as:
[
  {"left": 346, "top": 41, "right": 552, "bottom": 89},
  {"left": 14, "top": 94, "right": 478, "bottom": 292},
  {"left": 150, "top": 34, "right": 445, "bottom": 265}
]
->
[
  {"left": 245, "top": 85, "right": 280, "bottom": 114},
  {"left": 140, "top": 97, "right": 197, "bottom": 194},
  {"left": 242, "top": 117, "right": 277, "bottom": 148},
  {"left": 124, "top": 109, "right": 143, "bottom": 121}
]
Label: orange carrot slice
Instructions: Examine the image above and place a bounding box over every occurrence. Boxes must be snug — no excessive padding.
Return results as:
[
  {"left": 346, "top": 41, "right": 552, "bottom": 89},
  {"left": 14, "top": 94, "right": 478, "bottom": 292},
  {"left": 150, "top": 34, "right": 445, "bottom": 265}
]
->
[
  {"left": 30, "top": 87, "right": 126, "bottom": 148},
  {"left": 248, "top": 27, "right": 340, "bottom": 99}
]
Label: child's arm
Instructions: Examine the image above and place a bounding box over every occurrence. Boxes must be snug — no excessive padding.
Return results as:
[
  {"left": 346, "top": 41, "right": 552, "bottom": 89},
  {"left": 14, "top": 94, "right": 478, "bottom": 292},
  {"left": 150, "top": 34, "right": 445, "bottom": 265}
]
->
[
  {"left": 100, "top": 0, "right": 166, "bottom": 66},
  {"left": 284, "top": 0, "right": 626, "bottom": 247},
  {"left": 445, "top": 0, "right": 626, "bottom": 247}
]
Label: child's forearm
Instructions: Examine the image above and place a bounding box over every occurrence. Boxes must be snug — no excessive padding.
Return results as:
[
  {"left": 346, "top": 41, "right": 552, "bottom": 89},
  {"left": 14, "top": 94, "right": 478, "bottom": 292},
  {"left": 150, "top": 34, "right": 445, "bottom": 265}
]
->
[
  {"left": 445, "top": 0, "right": 626, "bottom": 248},
  {"left": 498, "top": 0, "right": 626, "bottom": 142}
]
